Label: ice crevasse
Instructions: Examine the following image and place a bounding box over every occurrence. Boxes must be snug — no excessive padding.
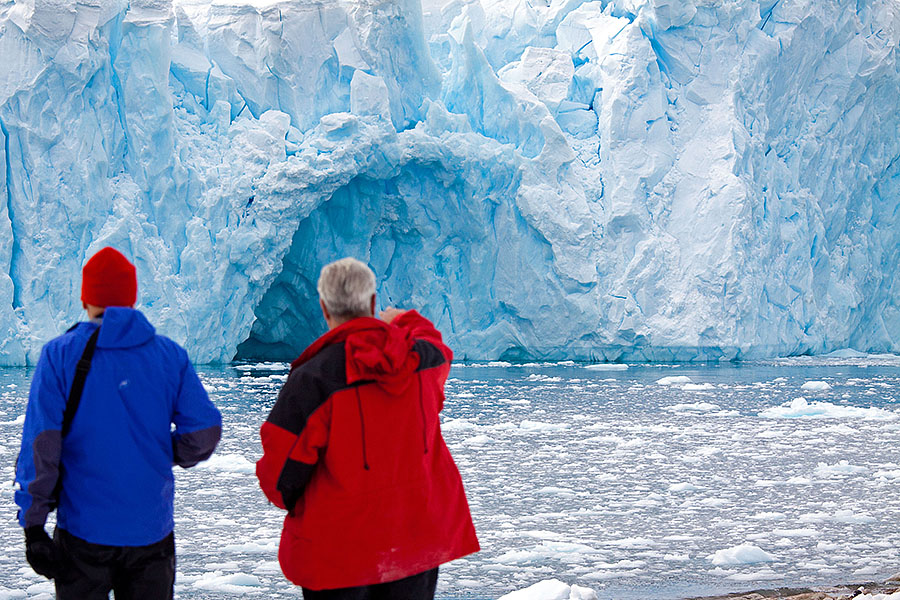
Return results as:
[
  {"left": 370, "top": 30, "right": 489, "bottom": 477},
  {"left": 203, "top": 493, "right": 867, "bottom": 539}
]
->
[{"left": 0, "top": 0, "right": 898, "bottom": 365}]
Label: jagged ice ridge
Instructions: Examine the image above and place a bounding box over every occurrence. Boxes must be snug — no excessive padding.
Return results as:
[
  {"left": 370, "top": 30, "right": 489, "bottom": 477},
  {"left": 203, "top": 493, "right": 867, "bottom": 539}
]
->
[{"left": 0, "top": 0, "right": 898, "bottom": 365}]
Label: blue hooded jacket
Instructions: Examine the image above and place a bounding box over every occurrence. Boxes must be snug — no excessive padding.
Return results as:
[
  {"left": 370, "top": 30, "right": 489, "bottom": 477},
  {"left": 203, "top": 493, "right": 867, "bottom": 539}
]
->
[{"left": 15, "top": 307, "right": 222, "bottom": 546}]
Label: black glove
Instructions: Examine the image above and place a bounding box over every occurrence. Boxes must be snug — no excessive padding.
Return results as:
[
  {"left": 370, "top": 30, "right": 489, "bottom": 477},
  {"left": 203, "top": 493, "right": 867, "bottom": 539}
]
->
[{"left": 24, "top": 526, "right": 59, "bottom": 579}]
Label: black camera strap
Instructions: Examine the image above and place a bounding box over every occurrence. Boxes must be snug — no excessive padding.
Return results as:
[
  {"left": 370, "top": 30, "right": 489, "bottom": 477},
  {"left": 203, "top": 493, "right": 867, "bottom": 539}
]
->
[{"left": 61, "top": 327, "right": 100, "bottom": 437}]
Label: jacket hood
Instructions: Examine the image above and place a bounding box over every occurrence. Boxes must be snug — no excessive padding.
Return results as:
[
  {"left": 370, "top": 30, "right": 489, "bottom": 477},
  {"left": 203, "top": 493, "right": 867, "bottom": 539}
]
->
[
  {"left": 293, "top": 317, "right": 420, "bottom": 392},
  {"left": 94, "top": 307, "right": 156, "bottom": 349}
]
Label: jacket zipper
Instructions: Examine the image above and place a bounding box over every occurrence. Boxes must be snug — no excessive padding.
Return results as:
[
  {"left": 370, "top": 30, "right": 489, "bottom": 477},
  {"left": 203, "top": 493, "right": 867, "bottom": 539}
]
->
[
  {"left": 355, "top": 387, "right": 370, "bottom": 471},
  {"left": 418, "top": 372, "right": 429, "bottom": 455}
]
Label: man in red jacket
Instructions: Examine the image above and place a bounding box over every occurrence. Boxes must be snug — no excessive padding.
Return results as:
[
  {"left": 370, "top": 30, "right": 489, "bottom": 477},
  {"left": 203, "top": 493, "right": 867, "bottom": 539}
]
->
[{"left": 256, "top": 257, "right": 479, "bottom": 599}]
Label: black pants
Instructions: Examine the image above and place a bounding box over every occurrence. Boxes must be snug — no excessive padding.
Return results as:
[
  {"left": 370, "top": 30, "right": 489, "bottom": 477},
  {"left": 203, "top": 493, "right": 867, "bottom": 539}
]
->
[
  {"left": 53, "top": 528, "right": 175, "bottom": 600},
  {"left": 302, "top": 567, "right": 439, "bottom": 600}
]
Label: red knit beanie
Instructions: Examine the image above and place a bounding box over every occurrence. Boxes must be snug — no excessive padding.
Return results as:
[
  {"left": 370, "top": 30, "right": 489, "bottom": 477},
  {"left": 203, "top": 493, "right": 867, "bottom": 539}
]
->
[{"left": 81, "top": 247, "right": 137, "bottom": 308}]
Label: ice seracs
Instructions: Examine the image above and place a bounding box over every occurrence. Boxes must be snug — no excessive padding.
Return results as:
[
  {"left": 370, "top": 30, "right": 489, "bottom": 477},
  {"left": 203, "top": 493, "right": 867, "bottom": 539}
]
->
[{"left": 1, "top": 0, "right": 899, "bottom": 364}]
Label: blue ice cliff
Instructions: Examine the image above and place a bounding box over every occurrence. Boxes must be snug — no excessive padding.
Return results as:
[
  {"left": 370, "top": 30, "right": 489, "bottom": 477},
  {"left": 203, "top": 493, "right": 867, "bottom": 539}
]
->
[{"left": 0, "top": 0, "right": 898, "bottom": 364}]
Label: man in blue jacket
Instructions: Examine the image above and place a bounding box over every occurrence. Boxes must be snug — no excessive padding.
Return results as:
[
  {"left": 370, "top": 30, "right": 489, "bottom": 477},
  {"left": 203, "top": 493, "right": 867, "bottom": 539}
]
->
[{"left": 14, "top": 247, "right": 222, "bottom": 599}]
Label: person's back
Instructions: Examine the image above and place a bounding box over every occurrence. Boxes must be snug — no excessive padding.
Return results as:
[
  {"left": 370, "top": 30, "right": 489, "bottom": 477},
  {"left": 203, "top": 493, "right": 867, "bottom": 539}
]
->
[
  {"left": 257, "top": 257, "right": 479, "bottom": 599},
  {"left": 15, "top": 247, "right": 222, "bottom": 599},
  {"left": 26, "top": 307, "right": 218, "bottom": 544}
]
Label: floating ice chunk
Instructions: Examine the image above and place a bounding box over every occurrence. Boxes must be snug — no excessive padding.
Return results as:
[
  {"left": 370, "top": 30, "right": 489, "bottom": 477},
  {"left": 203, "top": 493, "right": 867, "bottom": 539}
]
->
[
  {"left": 536, "top": 486, "right": 576, "bottom": 497},
  {"left": 194, "top": 453, "right": 255, "bottom": 474},
  {"left": 696, "top": 446, "right": 722, "bottom": 456},
  {"left": 525, "top": 374, "right": 563, "bottom": 382},
  {"left": 220, "top": 541, "right": 277, "bottom": 553},
  {"left": 698, "top": 498, "right": 729, "bottom": 507},
  {"left": 657, "top": 376, "right": 693, "bottom": 385},
  {"left": 251, "top": 560, "right": 281, "bottom": 574},
  {"left": 771, "top": 528, "right": 819, "bottom": 538},
  {"left": 750, "top": 512, "right": 787, "bottom": 520},
  {"left": 461, "top": 434, "right": 495, "bottom": 446},
  {"left": 498, "top": 579, "right": 598, "bottom": 600},
  {"left": 24, "top": 581, "right": 52, "bottom": 595},
  {"left": 583, "top": 363, "right": 629, "bottom": 371},
  {"left": 193, "top": 572, "right": 262, "bottom": 592},
  {"left": 440, "top": 418, "right": 479, "bottom": 431},
  {"left": 874, "top": 469, "right": 900, "bottom": 480},
  {"left": 683, "top": 383, "right": 715, "bottom": 391},
  {"left": 233, "top": 362, "right": 289, "bottom": 371},
  {"left": 759, "top": 398, "right": 898, "bottom": 420},
  {"left": 814, "top": 460, "right": 867, "bottom": 477},
  {"left": 708, "top": 543, "right": 776, "bottom": 565},
  {"left": 519, "top": 420, "right": 568, "bottom": 432},
  {"left": 664, "top": 553, "right": 691, "bottom": 561},
  {"left": 800, "top": 510, "right": 876, "bottom": 524},
  {"left": 727, "top": 569, "right": 783, "bottom": 581},
  {"left": 785, "top": 476, "right": 813, "bottom": 485},
  {"left": 801, "top": 381, "right": 833, "bottom": 391},
  {"left": 665, "top": 402, "right": 720, "bottom": 413},
  {"left": 602, "top": 537, "right": 659, "bottom": 549},
  {"left": 492, "top": 541, "right": 601, "bottom": 565},
  {"left": 668, "top": 482, "right": 699, "bottom": 492}
]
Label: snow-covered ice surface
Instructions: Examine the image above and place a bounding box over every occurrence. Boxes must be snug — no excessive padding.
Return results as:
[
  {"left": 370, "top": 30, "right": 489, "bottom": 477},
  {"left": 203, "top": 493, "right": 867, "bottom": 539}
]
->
[
  {"left": 2, "top": 0, "right": 900, "bottom": 365},
  {"left": 3, "top": 358, "right": 900, "bottom": 599}
]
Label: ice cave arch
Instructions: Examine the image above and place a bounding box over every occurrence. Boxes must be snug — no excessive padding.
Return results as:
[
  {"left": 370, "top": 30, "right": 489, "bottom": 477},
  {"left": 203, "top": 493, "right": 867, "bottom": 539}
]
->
[{"left": 234, "top": 160, "right": 555, "bottom": 361}]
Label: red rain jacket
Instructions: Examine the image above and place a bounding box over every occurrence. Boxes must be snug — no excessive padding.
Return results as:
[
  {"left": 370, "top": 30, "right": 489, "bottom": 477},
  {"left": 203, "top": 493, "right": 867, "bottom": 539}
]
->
[{"left": 256, "top": 310, "right": 479, "bottom": 590}]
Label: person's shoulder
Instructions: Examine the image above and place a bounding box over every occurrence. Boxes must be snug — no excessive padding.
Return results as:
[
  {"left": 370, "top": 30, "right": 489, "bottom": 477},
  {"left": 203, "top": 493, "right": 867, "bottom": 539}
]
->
[
  {"left": 286, "top": 342, "right": 347, "bottom": 389},
  {"left": 42, "top": 322, "right": 94, "bottom": 353},
  {"left": 148, "top": 333, "right": 191, "bottom": 364}
]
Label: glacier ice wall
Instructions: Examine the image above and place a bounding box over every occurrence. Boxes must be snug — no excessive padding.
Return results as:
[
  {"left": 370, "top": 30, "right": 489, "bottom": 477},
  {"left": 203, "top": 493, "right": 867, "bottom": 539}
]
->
[{"left": 0, "top": 0, "right": 898, "bottom": 364}]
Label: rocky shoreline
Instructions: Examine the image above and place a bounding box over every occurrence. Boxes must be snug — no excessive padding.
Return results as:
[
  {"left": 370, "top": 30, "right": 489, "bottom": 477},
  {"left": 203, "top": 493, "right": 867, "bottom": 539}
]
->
[{"left": 688, "top": 577, "right": 900, "bottom": 600}]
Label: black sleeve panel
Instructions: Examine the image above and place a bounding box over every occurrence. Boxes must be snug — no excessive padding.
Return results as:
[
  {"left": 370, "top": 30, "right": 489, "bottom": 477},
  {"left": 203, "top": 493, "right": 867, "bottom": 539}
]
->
[
  {"left": 23, "top": 430, "right": 63, "bottom": 528},
  {"left": 414, "top": 339, "right": 447, "bottom": 371},
  {"left": 278, "top": 459, "right": 317, "bottom": 513},
  {"left": 267, "top": 343, "right": 348, "bottom": 435},
  {"left": 173, "top": 425, "right": 222, "bottom": 468}
]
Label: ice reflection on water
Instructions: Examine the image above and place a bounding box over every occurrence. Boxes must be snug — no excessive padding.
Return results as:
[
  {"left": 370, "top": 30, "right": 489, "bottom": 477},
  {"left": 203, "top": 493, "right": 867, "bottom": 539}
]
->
[{"left": 1, "top": 358, "right": 900, "bottom": 599}]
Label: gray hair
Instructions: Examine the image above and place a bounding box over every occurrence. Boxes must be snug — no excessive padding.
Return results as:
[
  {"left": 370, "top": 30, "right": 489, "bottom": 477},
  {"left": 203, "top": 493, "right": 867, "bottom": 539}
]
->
[{"left": 317, "top": 257, "right": 376, "bottom": 318}]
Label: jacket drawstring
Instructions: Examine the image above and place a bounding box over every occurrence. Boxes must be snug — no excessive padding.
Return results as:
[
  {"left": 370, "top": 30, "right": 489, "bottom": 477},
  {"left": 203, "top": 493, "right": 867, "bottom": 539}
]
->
[
  {"left": 418, "top": 372, "right": 429, "bottom": 455},
  {"left": 355, "top": 388, "right": 370, "bottom": 470}
]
